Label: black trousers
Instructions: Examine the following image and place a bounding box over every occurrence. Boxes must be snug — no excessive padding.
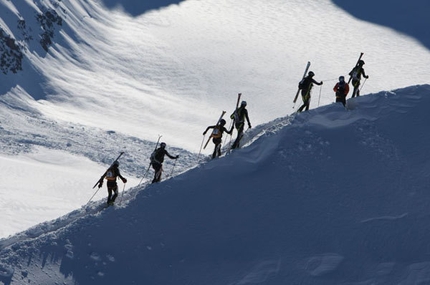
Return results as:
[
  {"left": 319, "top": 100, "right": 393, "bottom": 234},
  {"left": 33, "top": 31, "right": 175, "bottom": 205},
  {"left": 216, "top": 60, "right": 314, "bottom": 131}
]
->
[
  {"left": 151, "top": 162, "right": 163, "bottom": 183},
  {"left": 106, "top": 181, "right": 118, "bottom": 203}
]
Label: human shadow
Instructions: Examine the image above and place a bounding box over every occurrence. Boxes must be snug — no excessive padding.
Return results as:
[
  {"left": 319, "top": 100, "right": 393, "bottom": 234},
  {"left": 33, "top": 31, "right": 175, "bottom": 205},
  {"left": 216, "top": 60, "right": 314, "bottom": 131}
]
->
[
  {"left": 331, "top": 0, "right": 430, "bottom": 50},
  {"left": 99, "top": 0, "right": 186, "bottom": 17}
]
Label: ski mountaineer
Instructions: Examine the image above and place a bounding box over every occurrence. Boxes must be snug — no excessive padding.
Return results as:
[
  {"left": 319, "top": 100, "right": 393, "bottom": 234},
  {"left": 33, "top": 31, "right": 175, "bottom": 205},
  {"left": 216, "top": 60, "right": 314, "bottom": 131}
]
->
[
  {"left": 150, "top": 142, "right": 179, "bottom": 183},
  {"left": 297, "top": 71, "right": 323, "bottom": 113},
  {"left": 333, "top": 76, "right": 350, "bottom": 107},
  {"left": 203, "top": 119, "right": 233, "bottom": 159},
  {"left": 349, "top": 59, "right": 369, "bottom": 98},
  {"left": 97, "top": 161, "right": 127, "bottom": 205},
  {"left": 230, "top": 101, "right": 251, "bottom": 149}
]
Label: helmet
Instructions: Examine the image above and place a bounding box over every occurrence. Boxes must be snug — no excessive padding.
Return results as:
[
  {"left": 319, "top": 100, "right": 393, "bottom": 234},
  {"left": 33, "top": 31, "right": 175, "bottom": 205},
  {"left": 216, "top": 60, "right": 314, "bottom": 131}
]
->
[
  {"left": 241, "top": 101, "right": 247, "bottom": 107},
  {"left": 308, "top": 71, "right": 315, "bottom": 77},
  {"left": 358, "top": 60, "right": 365, "bottom": 65},
  {"left": 339, "top": 76, "right": 345, "bottom": 82},
  {"left": 113, "top": 161, "right": 119, "bottom": 167},
  {"left": 219, "top": 119, "right": 226, "bottom": 126},
  {"left": 160, "top": 142, "right": 166, "bottom": 148}
]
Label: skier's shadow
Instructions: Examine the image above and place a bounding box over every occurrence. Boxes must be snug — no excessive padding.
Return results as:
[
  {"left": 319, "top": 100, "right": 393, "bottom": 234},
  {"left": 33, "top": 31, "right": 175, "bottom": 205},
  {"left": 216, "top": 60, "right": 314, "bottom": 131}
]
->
[
  {"left": 331, "top": 0, "right": 430, "bottom": 51},
  {"left": 99, "top": 0, "right": 185, "bottom": 17}
]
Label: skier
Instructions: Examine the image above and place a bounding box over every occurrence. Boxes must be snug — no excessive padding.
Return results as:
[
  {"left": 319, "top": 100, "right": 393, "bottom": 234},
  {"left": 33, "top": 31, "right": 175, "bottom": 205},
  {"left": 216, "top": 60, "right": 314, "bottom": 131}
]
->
[
  {"left": 97, "top": 161, "right": 127, "bottom": 205},
  {"left": 333, "top": 76, "right": 350, "bottom": 106},
  {"left": 349, "top": 59, "right": 369, "bottom": 98},
  {"left": 230, "top": 101, "right": 251, "bottom": 149},
  {"left": 297, "top": 71, "right": 323, "bottom": 112},
  {"left": 203, "top": 119, "right": 233, "bottom": 159},
  {"left": 150, "top": 142, "right": 179, "bottom": 183}
]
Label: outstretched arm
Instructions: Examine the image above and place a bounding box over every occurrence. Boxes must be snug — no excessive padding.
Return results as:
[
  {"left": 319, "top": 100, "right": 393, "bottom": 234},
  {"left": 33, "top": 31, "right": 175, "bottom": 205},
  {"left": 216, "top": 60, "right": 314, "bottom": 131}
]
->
[
  {"left": 312, "top": 78, "right": 323, "bottom": 85},
  {"left": 203, "top": 125, "right": 215, "bottom": 135},
  {"left": 117, "top": 169, "right": 127, "bottom": 183},
  {"left": 244, "top": 110, "right": 251, "bottom": 128},
  {"left": 165, "top": 150, "right": 179, "bottom": 160}
]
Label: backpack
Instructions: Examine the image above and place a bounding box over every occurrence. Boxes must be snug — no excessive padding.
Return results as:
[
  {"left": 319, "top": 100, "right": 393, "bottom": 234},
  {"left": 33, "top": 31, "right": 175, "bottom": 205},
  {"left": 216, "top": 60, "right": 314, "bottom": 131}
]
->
[
  {"left": 212, "top": 126, "right": 222, "bottom": 139},
  {"left": 150, "top": 148, "right": 162, "bottom": 164},
  {"left": 336, "top": 82, "right": 346, "bottom": 96},
  {"left": 105, "top": 167, "right": 118, "bottom": 181},
  {"left": 299, "top": 77, "right": 310, "bottom": 89},
  {"left": 150, "top": 150, "right": 157, "bottom": 163},
  {"left": 349, "top": 67, "right": 361, "bottom": 80},
  {"left": 233, "top": 107, "right": 245, "bottom": 123},
  {"left": 298, "top": 79, "right": 305, "bottom": 89}
]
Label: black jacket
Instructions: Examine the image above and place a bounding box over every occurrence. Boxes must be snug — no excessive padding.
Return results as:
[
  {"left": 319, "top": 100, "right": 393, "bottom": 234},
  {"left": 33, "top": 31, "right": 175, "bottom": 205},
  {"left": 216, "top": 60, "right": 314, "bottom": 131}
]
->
[{"left": 151, "top": 148, "right": 177, "bottom": 164}]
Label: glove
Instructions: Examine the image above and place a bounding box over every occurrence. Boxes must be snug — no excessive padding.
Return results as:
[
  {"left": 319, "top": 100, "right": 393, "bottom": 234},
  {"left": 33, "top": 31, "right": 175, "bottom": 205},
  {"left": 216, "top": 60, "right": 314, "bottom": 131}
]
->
[
  {"left": 320, "top": 81, "right": 323, "bottom": 85},
  {"left": 98, "top": 181, "right": 103, "bottom": 188},
  {"left": 203, "top": 131, "right": 207, "bottom": 135},
  {"left": 122, "top": 178, "right": 127, "bottom": 183},
  {"left": 248, "top": 124, "right": 252, "bottom": 129},
  {"left": 175, "top": 155, "right": 179, "bottom": 159},
  {"left": 365, "top": 75, "right": 369, "bottom": 79}
]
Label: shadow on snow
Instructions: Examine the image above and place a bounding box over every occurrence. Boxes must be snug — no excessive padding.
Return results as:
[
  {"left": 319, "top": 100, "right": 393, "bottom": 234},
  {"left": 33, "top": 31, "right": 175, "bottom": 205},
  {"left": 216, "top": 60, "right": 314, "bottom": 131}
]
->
[
  {"left": 99, "top": 0, "right": 186, "bottom": 16},
  {"left": 331, "top": 0, "right": 430, "bottom": 50}
]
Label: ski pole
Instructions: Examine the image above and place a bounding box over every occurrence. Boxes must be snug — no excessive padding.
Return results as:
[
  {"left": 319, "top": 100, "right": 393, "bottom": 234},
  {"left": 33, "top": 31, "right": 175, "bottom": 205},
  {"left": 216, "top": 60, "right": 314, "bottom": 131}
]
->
[
  {"left": 138, "top": 163, "right": 151, "bottom": 185},
  {"left": 359, "top": 78, "right": 368, "bottom": 92},
  {"left": 119, "top": 183, "right": 126, "bottom": 205},
  {"left": 227, "top": 119, "right": 234, "bottom": 148},
  {"left": 318, "top": 85, "right": 323, "bottom": 107},
  {"left": 169, "top": 158, "right": 178, "bottom": 177},
  {"left": 197, "top": 134, "right": 206, "bottom": 161},
  {"left": 86, "top": 186, "right": 102, "bottom": 206}
]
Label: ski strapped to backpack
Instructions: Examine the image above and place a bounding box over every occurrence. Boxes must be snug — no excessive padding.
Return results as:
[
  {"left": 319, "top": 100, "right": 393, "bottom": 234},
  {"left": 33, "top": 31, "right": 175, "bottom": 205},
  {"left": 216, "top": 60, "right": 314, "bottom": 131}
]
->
[
  {"left": 92, "top": 152, "right": 125, "bottom": 189},
  {"left": 230, "top": 92, "right": 243, "bottom": 125},
  {"left": 203, "top": 110, "right": 226, "bottom": 149},
  {"left": 347, "top": 52, "right": 364, "bottom": 84},
  {"left": 138, "top": 135, "right": 162, "bottom": 185},
  {"left": 293, "top": 61, "right": 311, "bottom": 104},
  {"left": 86, "top": 152, "right": 125, "bottom": 206}
]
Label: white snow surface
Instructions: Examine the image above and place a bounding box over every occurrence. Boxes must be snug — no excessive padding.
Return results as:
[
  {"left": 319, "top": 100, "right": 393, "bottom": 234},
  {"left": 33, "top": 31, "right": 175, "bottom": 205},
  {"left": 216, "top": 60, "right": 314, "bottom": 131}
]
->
[
  {"left": 0, "top": 0, "right": 429, "bottom": 284},
  {"left": 2, "top": 85, "right": 430, "bottom": 285}
]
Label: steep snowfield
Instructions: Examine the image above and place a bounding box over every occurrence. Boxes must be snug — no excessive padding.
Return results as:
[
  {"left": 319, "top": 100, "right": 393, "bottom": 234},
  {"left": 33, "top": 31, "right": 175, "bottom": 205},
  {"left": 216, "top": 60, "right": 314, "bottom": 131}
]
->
[
  {"left": 0, "top": 0, "right": 429, "bottom": 239},
  {"left": 0, "top": 0, "right": 430, "bottom": 283},
  {"left": 1, "top": 85, "right": 430, "bottom": 284}
]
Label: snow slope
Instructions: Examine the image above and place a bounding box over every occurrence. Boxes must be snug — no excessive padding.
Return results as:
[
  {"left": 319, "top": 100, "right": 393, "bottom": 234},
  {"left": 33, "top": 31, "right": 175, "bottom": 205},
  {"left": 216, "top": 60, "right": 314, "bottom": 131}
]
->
[
  {"left": 0, "top": 0, "right": 429, "bottom": 238},
  {"left": 0, "top": 0, "right": 430, "bottom": 282},
  {"left": 1, "top": 85, "right": 430, "bottom": 285}
]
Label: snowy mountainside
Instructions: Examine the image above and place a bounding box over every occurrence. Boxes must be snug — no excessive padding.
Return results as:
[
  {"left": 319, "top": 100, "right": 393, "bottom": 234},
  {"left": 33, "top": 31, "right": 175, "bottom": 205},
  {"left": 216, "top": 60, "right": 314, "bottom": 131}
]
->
[
  {"left": 1, "top": 85, "right": 430, "bottom": 284},
  {"left": 0, "top": 88, "right": 197, "bottom": 175},
  {"left": 0, "top": 87, "right": 198, "bottom": 238}
]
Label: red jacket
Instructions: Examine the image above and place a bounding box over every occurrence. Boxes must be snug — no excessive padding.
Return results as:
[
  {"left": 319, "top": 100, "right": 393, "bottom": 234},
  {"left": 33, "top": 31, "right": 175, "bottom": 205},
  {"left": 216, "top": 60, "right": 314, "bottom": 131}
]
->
[{"left": 333, "top": 82, "right": 350, "bottom": 97}]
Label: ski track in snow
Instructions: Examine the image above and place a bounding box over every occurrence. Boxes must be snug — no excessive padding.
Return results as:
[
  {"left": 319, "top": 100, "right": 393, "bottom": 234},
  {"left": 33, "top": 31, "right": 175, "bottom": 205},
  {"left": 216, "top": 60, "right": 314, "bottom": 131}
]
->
[{"left": 360, "top": 213, "right": 408, "bottom": 223}]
